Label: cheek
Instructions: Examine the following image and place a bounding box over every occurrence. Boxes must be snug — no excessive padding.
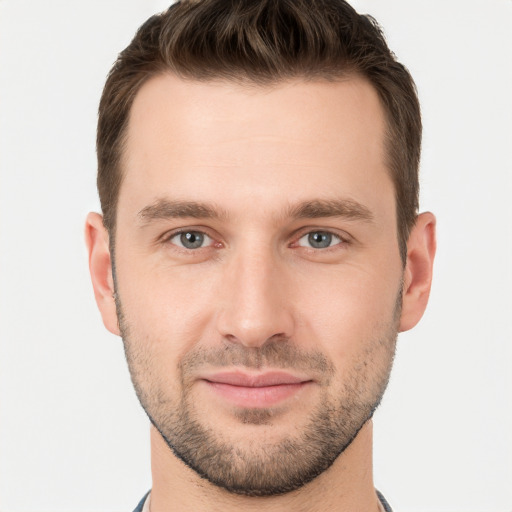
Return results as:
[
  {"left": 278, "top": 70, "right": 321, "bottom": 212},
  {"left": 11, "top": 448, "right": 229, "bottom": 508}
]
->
[
  {"left": 296, "top": 269, "right": 399, "bottom": 402},
  {"left": 294, "top": 263, "right": 401, "bottom": 361},
  {"left": 114, "top": 254, "right": 221, "bottom": 362}
]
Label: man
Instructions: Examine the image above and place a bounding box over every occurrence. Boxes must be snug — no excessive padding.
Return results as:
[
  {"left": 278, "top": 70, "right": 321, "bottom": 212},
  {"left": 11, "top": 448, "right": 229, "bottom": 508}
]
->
[{"left": 85, "top": 0, "right": 436, "bottom": 510}]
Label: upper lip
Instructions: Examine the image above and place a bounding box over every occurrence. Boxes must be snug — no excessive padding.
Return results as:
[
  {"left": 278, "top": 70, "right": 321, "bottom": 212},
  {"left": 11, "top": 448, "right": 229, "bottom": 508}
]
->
[{"left": 201, "top": 370, "right": 312, "bottom": 387}]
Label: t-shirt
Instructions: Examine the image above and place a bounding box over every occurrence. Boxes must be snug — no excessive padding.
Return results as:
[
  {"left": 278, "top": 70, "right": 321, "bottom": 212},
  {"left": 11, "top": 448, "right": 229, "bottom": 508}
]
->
[
  {"left": 133, "top": 491, "right": 150, "bottom": 512},
  {"left": 376, "top": 490, "right": 393, "bottom": 512},
  {"left": 132, "top": 489, "right": 393, "bottom": 511}
]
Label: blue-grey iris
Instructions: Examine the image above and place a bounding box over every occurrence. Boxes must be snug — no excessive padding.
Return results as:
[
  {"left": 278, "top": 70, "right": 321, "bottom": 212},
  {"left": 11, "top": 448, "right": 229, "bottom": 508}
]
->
[
  {"left": 181, "top": 231, "right": 204, "bottom": 249},
  {"left": 308, "top": 232, "right": 332, "bottom": 249}
]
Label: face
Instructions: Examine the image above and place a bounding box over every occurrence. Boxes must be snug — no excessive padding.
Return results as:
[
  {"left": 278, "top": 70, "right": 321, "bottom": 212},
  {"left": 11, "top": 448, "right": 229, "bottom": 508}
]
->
[{"left": 112, "top": 75, "right": 404, "bottom": 495}]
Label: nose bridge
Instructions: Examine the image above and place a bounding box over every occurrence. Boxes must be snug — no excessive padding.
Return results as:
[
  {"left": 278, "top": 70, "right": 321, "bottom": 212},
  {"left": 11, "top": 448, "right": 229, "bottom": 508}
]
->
[{"left": 216, "top": 241, "right": 294, "bottom": 347}]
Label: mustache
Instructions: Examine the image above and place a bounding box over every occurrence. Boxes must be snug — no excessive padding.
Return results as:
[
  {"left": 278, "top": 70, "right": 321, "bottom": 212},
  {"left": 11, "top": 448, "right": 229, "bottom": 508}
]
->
[{"left": 178, "top": 338, "right": 335, "bottom": 382}]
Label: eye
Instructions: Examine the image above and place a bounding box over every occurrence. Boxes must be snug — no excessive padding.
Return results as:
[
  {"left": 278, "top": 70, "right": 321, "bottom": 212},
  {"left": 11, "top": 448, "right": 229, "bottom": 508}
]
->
[
  {"left": 297, "top": 231, "right": 343, "bottom": 249},
  {"left": 168, "top": 230, "right": 213, "bottom": 249}
]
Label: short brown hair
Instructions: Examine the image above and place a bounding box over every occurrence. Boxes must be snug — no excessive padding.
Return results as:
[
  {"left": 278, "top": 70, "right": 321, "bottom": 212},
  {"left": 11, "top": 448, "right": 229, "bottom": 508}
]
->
[{"left": 97, "top": 0, "right": 421, "bottom": 261}]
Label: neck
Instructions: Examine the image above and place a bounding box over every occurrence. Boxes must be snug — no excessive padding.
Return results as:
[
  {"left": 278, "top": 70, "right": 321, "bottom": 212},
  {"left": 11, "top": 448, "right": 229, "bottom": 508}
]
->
[{"left": 148, "top": 421, "right": 381, "bottom": 512}]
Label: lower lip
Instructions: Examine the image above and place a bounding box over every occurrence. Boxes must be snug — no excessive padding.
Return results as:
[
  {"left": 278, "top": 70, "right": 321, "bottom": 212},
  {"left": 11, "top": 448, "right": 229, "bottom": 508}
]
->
[{"left": 203, "top": 381, "right": 310, "bottom": 408}]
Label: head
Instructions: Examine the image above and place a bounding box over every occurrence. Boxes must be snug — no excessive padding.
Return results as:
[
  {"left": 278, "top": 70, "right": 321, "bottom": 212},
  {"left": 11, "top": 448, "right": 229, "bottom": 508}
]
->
[{"left": 87, "top": 0, "right": 435, "bottom": 498}]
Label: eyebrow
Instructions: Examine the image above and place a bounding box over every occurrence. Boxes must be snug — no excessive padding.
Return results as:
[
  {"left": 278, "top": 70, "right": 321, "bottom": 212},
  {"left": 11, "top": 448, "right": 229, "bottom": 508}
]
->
[
  {"left": 137, "top": 199, "right": 226, "bottom": 223},
  {"left": 136, "top": 197, "right": 374, "bottom": 225},
  {"left": 287, "top": 199, "right": 374, "bottom": 223}
]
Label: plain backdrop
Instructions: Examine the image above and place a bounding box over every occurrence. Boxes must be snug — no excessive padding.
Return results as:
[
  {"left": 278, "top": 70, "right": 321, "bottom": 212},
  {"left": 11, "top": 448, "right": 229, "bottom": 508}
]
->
[{"left": 0, "top": 1, "right": 511, "bottom": 511}]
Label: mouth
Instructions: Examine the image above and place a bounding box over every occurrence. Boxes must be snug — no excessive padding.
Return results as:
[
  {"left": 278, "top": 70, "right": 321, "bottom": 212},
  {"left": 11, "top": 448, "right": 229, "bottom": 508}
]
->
[{"left": 200, "top": 370, "right": 314, "bottom": 408}]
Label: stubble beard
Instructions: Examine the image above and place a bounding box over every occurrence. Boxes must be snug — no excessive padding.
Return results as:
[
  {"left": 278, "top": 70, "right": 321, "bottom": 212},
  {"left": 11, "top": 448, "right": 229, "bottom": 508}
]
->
[{"left": 115, "top": 293, "right": 400, "bottom": 497}]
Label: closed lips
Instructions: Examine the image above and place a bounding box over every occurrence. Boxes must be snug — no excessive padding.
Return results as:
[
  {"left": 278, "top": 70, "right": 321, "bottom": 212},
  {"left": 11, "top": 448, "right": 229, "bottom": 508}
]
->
[{"left": 201, "top": 371, "right": 312, "bottom": 387}]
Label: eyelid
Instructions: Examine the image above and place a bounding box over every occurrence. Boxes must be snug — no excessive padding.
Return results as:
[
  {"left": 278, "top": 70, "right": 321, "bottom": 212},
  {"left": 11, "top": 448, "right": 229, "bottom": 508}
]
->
[
  {"left": 290, "top": 227, "right": 352, "bottom": 246},
  {"left": 156, "top": 225, "right": 352, "bottom": 251},
  {"left": 296, "top": 231, "right": 342, "bottom": 248},
  {"left": 172, "top": 231, "right": 213, "bottom": 249},
  {"left": 159, "top": 226, "right": 221, "bottom": 249}
]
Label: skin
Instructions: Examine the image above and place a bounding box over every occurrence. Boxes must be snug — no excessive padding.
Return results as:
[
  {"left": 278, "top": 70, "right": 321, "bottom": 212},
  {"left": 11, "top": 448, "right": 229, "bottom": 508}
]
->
[{"left": 86, "top": 74, "right": 436, "bottom": 511}]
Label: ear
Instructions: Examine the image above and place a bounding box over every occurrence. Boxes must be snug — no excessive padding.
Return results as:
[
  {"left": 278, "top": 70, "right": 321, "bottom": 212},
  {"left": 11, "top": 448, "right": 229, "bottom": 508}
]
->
[
  {"left": 399, "top": 212, "right": 437, "bottom": 332},
  {"left": 85, "top": 212, "right": 120, "bottom": 336}
]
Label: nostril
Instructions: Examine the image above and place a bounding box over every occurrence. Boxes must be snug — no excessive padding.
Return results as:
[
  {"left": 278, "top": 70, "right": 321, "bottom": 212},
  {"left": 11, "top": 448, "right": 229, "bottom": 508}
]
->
[
  {"left": 221, "top": 331, "right": 291, "bottom": 350},
  {"left": 223, "top": 333, "right": 239, "bottom": 344},
  {"left": 215, "top": 277, "right": 295, "bottom": 348}
]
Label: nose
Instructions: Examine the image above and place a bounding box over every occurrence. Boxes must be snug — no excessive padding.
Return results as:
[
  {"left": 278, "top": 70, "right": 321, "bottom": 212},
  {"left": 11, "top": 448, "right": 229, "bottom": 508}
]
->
[{"left": 215, "top": 248, "right": 295, "bottom": 348}]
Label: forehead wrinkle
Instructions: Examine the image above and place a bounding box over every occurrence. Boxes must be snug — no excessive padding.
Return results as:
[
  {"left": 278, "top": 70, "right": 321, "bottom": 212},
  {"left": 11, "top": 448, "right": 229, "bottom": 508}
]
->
[
  {"left": 136, "top": 198, "right": 229, "bottom": 225},
  {"left": 286, "top": 199, "right": 374, "bottom": 223}
]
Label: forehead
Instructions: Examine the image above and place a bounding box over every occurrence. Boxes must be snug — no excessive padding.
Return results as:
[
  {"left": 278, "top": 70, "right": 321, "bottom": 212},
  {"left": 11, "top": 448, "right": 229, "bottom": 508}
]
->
[{"left": 120, "top": 73, "right": 391, "bottom": 220}]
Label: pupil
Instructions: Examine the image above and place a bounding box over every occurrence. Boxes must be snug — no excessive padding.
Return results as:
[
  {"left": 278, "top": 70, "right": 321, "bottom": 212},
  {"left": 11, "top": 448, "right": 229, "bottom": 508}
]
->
[
  {"left": 181, "top": 232, "right": 203, "bottom": 248},
  {"left": 309, "top": 232, "right": 331, "bottom": 248}
]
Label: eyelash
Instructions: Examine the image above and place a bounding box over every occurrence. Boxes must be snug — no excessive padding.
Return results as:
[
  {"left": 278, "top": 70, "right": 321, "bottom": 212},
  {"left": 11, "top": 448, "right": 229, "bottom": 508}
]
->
[
  {"left": 294, "top": 231, "right": 346, "bottom": 250},
  {"left": 161, "top": 227, "right": 351, "bottom": 253},
  {"left": 162, "top": 229, "right": 219, "bottom": 251},
  {"left": 290, "top": 228, "right": 352, "bottom": 254}
]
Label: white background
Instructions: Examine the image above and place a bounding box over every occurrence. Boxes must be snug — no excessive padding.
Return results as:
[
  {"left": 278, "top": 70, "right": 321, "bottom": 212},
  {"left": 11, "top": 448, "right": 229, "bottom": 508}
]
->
[{"left": 0, "top": 1, "right": 511, "bottom": 511}]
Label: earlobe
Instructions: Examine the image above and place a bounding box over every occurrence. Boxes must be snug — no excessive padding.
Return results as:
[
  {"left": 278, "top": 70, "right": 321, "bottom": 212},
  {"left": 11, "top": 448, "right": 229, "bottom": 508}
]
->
[
  {"left": 85, "top": 212, "right": 120, "bottom": 336},
  {"left": 399, "top": 212, "right": 437, "bottom": 332}
]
